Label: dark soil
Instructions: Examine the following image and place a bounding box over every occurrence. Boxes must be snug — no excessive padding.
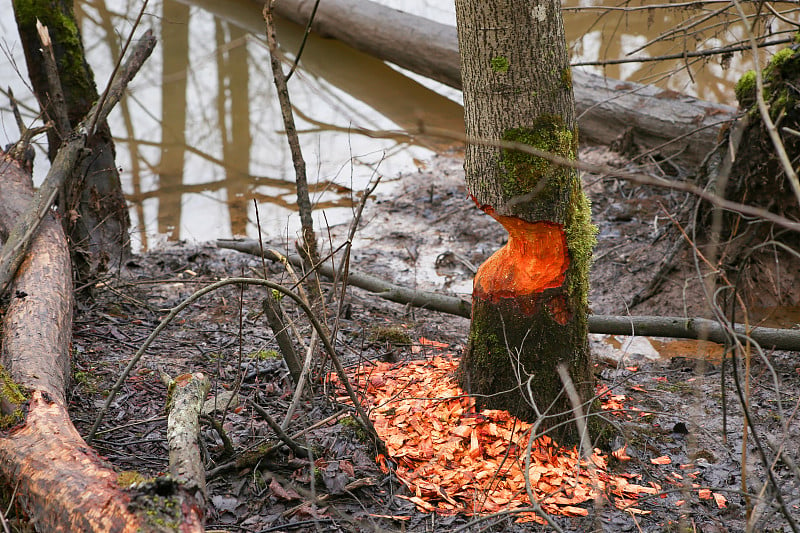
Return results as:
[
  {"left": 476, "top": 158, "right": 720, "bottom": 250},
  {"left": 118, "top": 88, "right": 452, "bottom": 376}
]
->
[{"left": 67, "top": 147, "right": 800, "bottom": 532}]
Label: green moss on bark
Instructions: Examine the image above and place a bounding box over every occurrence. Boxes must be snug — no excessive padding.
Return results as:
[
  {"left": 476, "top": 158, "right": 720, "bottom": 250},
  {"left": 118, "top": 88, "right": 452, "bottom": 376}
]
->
[
  {"left": 735, "top": 48, "right": 800, "bottom": 119},
  {"left": 0, "top": 365, "right": 27, "bottom": 429},
  {"left": 561, "top": 67, "right": 572, "bottom": 91},
  {"left": 499, "top": 115, "right": 577, "bottom": 222},
  {"left": 734, "top": 70, "right": 756, "bottom": 108},
  {"left": 490, "top": 56, "right": 509, "bottom": 73},
  {"left": 564, "top": 179, "right": 597, "bottom": 308},
  {"left": 12, "top": 0, "right": 97, "bottom": 113}
]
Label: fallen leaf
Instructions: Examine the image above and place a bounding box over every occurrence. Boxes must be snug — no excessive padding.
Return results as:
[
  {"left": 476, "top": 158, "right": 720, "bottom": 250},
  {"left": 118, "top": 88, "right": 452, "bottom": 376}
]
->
[
  {"left": 650, "top": 455, "right": 672, "bottom": 465},
  {"left": 269, "top": 479, "right": 300, "bottom": 501}
]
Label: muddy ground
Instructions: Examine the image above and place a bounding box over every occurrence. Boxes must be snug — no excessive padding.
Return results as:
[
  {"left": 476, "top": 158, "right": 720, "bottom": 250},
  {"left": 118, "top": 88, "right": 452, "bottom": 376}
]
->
[{"left": 63, "top": 146, "right": 800, "bottom": 532}]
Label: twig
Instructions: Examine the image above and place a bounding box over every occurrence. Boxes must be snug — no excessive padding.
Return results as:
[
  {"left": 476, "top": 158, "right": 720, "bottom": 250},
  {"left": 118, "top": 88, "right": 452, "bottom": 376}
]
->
[
  {"left": 571, "top": 36, "right": 792, "bottom": 67},
  {"left": 248, "top": 398, "right": 310, "bottom": 458},
  {"left": 87, "top": 0, "right": 149, "bottom": 138},
  {"left": 263, "top": 1, "right": 321, "bottom": 268},
  {"left": 206, "top": 410, "right": 347, "bottom": 479},
  {"left": 285, "top": 0, "right": 321, "bottom": 81},
  {"left": 218, "top": 238, "right": 472, "bottom": 317},
  {"left": 281, "top": 477, "right": 375, "bottom": 518},
  {"left": 300, "top": 122, "right": 800, "bottom": 234}
]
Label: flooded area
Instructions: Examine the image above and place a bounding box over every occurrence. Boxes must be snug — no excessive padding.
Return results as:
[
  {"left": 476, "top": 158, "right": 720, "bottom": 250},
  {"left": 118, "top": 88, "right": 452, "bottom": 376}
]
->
[{"left": 0, "top": 0, "right": 795, "bottom": 250}]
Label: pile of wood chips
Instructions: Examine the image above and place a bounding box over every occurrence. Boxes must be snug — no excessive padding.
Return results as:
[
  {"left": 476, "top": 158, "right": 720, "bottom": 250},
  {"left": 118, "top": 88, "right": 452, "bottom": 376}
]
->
[{"left": 333, "top": 343, "right": 667, "bottom": 523}]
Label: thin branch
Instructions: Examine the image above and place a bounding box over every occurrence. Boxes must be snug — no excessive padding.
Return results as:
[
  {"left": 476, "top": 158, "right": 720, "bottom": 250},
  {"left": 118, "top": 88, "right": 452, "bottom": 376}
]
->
[
  {"left": 263, "top": 1, "right": 320, "bottom": 266},
  {"left": 218, "top": 238, "right": 800, "bottom": 351},
  {"left": 571, "top": 36, "right": 792, "bottom": 67},
  {"left": 248, "top": 398, "right": 310, "bottom": 458},
  {"left": 285, "top": 0, "right": 321, "bottom": 81}
]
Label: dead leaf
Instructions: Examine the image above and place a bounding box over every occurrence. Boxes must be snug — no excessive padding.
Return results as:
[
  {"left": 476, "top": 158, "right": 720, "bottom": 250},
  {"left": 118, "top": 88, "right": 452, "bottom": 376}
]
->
[{"left": 269, "top": 479, "right": 300, "bottom": 501}]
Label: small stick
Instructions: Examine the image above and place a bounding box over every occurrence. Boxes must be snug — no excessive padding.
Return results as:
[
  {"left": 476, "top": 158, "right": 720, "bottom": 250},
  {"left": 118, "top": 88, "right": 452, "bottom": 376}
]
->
[{"left": 248, "top": 399, "right": 309, "bottom": 458}]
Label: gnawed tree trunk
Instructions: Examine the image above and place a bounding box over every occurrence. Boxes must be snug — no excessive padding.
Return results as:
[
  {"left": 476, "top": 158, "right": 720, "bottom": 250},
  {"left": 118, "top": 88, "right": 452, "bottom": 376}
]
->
[
  {"left": 0, "top": 150, "right": 203, "bottom": 531},
  {"left": 265, "top": 0, "right": 735, "bottom": 166},
  {"left": 455, "top": 0, "right": 596, "bottom": 444},
  {"left": 12, "top": 0, "right": 131, "bottom": 281}
]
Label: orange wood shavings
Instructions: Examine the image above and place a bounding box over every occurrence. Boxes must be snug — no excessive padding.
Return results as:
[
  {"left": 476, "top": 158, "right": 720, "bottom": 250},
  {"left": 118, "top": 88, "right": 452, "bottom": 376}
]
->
[
  {"left": 332, "top": 356, "right": 660, "bottom": 522},
  {"left": 473, "top": 214, "right": 568, "bottom": 300}
]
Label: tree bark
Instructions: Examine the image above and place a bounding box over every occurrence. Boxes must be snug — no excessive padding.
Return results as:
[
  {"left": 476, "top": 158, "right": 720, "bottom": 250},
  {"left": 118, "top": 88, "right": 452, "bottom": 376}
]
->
[
  {"left": 12, "top": 0, "right": 131, "bottom": 281},
  {"left": 455, "top": 0, "right": 596, "bottom": 443},
  {"left": 266, "top": 0, "right": 735, "bottom": 166},
  {"left": 0, "top": 151, "right": 203, "bottom": 532}
]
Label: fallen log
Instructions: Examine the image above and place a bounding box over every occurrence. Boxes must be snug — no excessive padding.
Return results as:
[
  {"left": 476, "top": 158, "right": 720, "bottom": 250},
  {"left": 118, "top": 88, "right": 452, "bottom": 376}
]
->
[
  {"left": 218, "top": 238, "right": 800, "bottom": 352},
  {"left": 0, "top": 31, "right": 205, "bottom": 531},
  {"left": 0, "top": 151, "right": 201, "bottom": 531},
  {"left": 165, "top": 372, "right": 211, "bottom": 516},
  {"left": 266, "top": 0, "right": 736, "bottom": 165}
]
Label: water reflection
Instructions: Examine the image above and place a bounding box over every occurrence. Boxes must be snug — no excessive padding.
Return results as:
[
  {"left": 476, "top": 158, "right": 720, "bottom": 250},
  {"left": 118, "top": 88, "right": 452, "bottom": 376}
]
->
[{"left": 0, "top": 0, "right": 793, "bottom": 250}]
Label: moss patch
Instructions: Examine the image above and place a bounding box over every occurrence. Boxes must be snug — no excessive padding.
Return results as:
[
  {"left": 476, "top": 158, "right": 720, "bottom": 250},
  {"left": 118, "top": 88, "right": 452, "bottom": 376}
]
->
[
  {"left": 735, "top": 47, "right": 800, "bottom": 118},
  {"left": 499, "top": 115, "right": 577, "bottom": 221},
  {"left": 561, "top": 67, "right": 573, "bottom": 91},
  {"left": 249, "top": 349, "right": 280, "bottom": 361},
  {"left": 734, "top": 70, "right": 756, "bottom": 108},
  {"left": 369, "top": 325, "right": 412, "bottom": 346},
  {"left": 0, "top": 365, "right": 27, "bottom": 429},
  {"left": 564, "top": 179, "right": 597, "bottom": 308},
  {"left": 117, "top": 470, "right": 148, "bottom": 488},
  {"left": 490, "top": 56, "right": 509, "bottom": 74}
]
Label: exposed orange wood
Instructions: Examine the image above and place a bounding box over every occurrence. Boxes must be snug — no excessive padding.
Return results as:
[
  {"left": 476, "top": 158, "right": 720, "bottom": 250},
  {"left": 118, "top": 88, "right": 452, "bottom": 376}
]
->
[
  {"left": 0, "top": 391, "right": 143, "bottom": 531},
  {"left": 474, "top": 209, "right": 569, "bottom": 301}
]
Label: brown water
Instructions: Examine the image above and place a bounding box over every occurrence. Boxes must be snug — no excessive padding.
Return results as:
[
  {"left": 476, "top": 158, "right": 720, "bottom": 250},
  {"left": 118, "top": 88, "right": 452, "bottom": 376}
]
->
[{"left": 0, "top": 0, "right": 795, "bottom": 250}]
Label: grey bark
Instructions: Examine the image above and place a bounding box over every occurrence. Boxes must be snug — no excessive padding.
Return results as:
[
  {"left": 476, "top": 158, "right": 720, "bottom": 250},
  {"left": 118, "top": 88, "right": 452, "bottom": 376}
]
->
[{"left": 456, "top": 0, "right": 575, "bottom": 218}]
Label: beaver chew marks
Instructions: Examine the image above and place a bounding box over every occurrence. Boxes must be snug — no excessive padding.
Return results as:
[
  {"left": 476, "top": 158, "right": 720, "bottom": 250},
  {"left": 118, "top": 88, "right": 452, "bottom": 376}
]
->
[{"left": 474, "top": 214, "right": 569, "bottom": 301}]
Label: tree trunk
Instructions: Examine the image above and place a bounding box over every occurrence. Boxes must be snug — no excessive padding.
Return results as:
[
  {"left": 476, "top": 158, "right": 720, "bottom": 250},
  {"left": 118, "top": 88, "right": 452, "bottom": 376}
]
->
[
  {"left": 0, "top": 151, "right": 203, "bottom": 531},
  {"left": 455, "top": 0, "right": 596, "bottom": 444},
  {"left": 264, "top": 0, "right": 735, "bottom": 166},
  {"left": 12, "top": 0, "right": 131, "bottom": 281}
]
